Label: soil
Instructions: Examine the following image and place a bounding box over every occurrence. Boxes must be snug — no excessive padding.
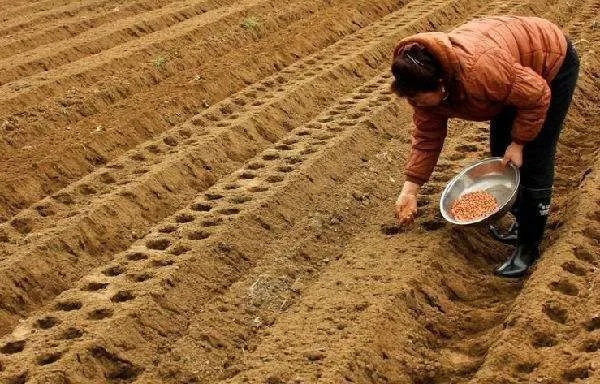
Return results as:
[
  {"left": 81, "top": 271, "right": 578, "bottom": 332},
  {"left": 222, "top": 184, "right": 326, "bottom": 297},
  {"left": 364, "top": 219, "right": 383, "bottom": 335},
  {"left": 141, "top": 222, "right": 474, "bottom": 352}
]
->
[{"left": 0, "top": 0, "right": 599, "bottom": 383}]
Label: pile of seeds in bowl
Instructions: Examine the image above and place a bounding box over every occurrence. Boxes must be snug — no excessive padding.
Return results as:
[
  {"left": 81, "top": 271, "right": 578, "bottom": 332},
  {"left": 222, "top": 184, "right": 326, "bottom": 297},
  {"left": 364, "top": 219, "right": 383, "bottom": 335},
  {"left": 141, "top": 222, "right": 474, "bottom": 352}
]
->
[{"left": 451, "top": 191, "right": 498, "bottom": 222}]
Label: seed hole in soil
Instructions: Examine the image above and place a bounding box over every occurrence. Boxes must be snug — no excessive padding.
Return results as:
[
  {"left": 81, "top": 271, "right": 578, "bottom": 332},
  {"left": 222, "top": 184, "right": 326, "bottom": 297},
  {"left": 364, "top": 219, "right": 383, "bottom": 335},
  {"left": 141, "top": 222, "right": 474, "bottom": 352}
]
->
[
  {"left": 10, "top": 217, "right": 32, "bottom": 234},
  {"left": 283, "top": 138, "right": 298, "bottom": 145},
  {"left": 277, "top": 165, "right": 293, "bottom": 173},
  {"left": 202, "top": 218, "right": 223, "bottom": 227},
  {"left": 421, "top": 220, "right": 446, "bottom": 231},
  {"left": 318, "top": 117, "right": 333, "bottom": 123},
  {"left": 448, "top": 152, "right": 466, "bottom": 161},
  {"left": 83, "top": 282, "right": 109, "bottom": 291},
  {"left": 549, "top": 278, "right": 579, "bottom": 296},
  {"left": 35, "top": 204, "right": 55, "bottom": 217},
  {"left": 60, "top": 327, "right": 83, "bottom": 340},
  {"left": 179, "top": 129, "right": 192, "bottom": 138},
  {"left": 191, "top": 202, "right": 212, "bottom": 212},
  {"left": 52, "top": 192, "right": 75, "bottom": 205},
  {"left": 111, "top": 291, "right": 135, "bottom": 303},
  {"left": 263, "top": 152, "right": 280, "bottom": 160},
  {"left": 188, "top": 230, "right": 210, "bottom": 240},
  {"left": 454, "top": 144, "right": 479, "bottom": 153},
  {"left": 99, "top": 172, "right": 117, "bottom": 185},
  {"left": 286, "top": 156, "right": 303, "bottom": 164},
  {"left": 380, "top": 223, "right": 403, "bottom": 236},
  {"left": 248, "top": 185, "right": 269, "bottom": 193},
  {"left": 296, "top": 130, "right": 311, "bottom": 136},
  {"left": 251, "top": 100, "right": 263, "bottom": 107},
  {"left": 224, "top": 183, "right": 240, "bottom": 190},
  {"left": 37, "top": 351, "right": 62, "bottom": 365},
  {"left": 102, "top": 265, "right": 125, "bottom": 276},
  {"left": 126, "top": 252, "right": 148, "bottom": 261},
  {"left": 146, "top": 238, "right": 171, "bottom": 250},
  {"left": 573, "top": 246, "right": 597, "bottom": 265},
  {"left": 79, "top": 182, "right": 99, "bottom": 195},
  {"left": 563, "top": 366, "right": 590, "bottom": 382},
  {"left": 581, "top": 338, "right": 600, "bottom": 352},
  {"left": 6, "top": 372, "right": 27, "bottom": 384},
  {"left": 542, "top": 301, "right": 568, "bottom": 324},
  {"left": 146, "top": 144, "right": 162, "bottom": 154},
  {"left": 218, "top": 207, "right": 240, "bottom": 215},
  {"left": 327, "top": 126, "right": 344, "bottom": 133},
  {"left": 87, "top": 308, "right": 114, "bottom": 320},
  {"left": 239, "top": 172, "right": 256, "bottom": 180},
  {"left": 158, "top": 224, "right": 177, "bottom": 234},
  {"left": 274, "top": 144, "right": 293, "bottom": 151},
  {"left": 56, "top": 300, "right": 83, "bottom": 311},
  {"left": 532, "top": 332, "right": 558, "bottom": 348},
  {"left": 205, "top": 192, "right": 224, "bottom": 201},
  {"left": 515, "top": 361, "right": 538, "bottom": 374},
  {"left": 131, "top": 272, "right": 154, "bottom": 282},
  {"left": 230, "top": 195, "right": 252, "bottom": 204},
  {"left": 300, "top": 147, "right": 317, "bottom": 155},
  {"left": 169, "top": 244, "right": 191, "bottom": 256},
  {"left": 163, "top": 136, "right": 178, "bottom": 146},
  {"left": 175, "top": 213, "right": 195, "bottom": 223},
  {"left": 152, "top": 259, "right": 175, "bottom": 267},
  {"left": 130, "top": 153, "right": 146, "bottom": 161},
  {"left": 266, "top": 175, "right": 284, "bottom": 183},
  {"left": 584, "top": 315, "right": 600, "bottom": 331},
  {"left": 1, "top": 340, "right": 25, "bottom": 354},
  {"left": 233, "top": 98, "right": 246, "bottom": 106},
  {"left": 36, "top": 316, "right": 60, "bottom": 330},
  {"left": 89, "top": 346, "right": 142, "bottom": 381},
  {"left": 583, "top": 226, "right": 600, "bottom": 242},
  {"left": 246, "top": 162, "right": 265, "bottom": 170}
]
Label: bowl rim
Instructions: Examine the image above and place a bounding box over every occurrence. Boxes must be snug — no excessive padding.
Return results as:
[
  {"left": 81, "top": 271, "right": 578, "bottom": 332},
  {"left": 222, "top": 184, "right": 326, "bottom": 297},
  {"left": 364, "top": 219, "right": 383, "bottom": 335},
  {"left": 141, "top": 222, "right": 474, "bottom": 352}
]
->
[{"left": 439, "top": 157, "right": 520, "bottom": 225}]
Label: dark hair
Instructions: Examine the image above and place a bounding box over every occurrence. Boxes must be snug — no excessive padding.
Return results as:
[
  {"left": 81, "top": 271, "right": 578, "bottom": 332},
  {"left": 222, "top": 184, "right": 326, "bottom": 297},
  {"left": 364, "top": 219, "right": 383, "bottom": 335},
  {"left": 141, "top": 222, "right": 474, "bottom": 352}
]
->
[{"left": 391, "top": 43, "right": 443, "bottom": 97}]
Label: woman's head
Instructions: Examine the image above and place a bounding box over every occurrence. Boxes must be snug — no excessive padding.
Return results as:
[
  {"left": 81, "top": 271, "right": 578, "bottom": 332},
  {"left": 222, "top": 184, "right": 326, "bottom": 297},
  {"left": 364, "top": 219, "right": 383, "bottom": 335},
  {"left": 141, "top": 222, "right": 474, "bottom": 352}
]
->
[{"left": 391, "top": 43, "right": 446, "bottom": 107}]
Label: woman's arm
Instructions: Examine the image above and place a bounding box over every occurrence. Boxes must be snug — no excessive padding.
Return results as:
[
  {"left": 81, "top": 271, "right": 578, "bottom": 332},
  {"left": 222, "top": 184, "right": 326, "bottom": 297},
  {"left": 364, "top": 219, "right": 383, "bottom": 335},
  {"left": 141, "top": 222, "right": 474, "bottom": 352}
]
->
[{"left": 396, "top": 108, "right": 448, "bottom": 224}]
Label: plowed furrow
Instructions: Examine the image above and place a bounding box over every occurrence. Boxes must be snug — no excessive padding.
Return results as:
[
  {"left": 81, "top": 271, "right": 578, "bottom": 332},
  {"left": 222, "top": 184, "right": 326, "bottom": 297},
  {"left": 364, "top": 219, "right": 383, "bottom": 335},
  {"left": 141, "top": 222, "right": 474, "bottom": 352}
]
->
[
  {"left": 0, "top": 0, "right": 399, "bottom": 219},
  {"left": 0, "top": 0, "right": 184, "bottom": 56},
  {"left": 0, "top": 0, "right": 129, "bottom": 37},
  {"left": 0, "top": 70, "right": 401, "bottom": 383},
  {"left": 0, "top": 0, "right": 81, "bottom": 20},
  {"left": 0, "top": 0, "right": 410, "bottom": 336},
  {"left": 0, "top": 0, "right": 258, "bottom": 85}
]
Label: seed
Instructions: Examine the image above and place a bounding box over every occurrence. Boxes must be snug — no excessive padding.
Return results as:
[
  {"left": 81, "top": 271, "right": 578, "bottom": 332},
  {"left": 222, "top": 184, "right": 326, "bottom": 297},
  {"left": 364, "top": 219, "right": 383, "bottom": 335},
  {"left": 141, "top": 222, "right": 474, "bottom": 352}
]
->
[{"left": 451, "top": 191, "right": 498, "bottom": 222}]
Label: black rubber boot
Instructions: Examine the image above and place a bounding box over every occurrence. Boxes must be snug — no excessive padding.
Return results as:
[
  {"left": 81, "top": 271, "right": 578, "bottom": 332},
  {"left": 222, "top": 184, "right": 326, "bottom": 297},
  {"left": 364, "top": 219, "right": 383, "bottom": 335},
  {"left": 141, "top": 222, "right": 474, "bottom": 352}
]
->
[
  {"left": 494, "top": 187, "right": 550, "bottom": 278},
  {"left": 489, "top": 221, "right": 518, "bottom": 245},
  {"left": 494, "top": 244, "right": 540, "bottom": 278}
]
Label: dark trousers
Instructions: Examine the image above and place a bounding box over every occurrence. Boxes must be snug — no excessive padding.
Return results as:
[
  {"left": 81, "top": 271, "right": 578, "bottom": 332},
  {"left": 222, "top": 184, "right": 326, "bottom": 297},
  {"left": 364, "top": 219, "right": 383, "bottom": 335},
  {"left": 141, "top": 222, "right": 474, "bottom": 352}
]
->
[{"left": 489, "top": 39, "right": 580, "bottom": 246}]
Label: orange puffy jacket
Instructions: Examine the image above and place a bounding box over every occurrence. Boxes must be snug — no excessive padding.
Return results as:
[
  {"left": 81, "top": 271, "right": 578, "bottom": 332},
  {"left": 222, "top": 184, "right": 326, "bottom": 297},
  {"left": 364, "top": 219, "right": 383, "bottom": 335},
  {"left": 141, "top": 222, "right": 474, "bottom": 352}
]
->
[{"left": 393, "top": 16, "right": 568, "bottom": 185}]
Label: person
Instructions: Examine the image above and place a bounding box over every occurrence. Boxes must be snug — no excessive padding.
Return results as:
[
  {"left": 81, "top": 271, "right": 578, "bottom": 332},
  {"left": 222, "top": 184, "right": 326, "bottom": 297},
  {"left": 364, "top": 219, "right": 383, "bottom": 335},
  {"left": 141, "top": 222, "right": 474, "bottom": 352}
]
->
[{"left": 390, "top": 16, "right": 580, "bottom": 277}]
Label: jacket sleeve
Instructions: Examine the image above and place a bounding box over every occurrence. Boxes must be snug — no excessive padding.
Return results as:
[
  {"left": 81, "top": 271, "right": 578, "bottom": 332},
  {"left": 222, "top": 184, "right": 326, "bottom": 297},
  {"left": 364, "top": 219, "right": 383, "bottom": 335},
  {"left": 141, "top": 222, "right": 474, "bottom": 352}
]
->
[
  {"left": 405, "top": 107, "right": 448, "bottom": 185},
  {"left": 470, "top": 49, "right": 551, "bottom": 144}
]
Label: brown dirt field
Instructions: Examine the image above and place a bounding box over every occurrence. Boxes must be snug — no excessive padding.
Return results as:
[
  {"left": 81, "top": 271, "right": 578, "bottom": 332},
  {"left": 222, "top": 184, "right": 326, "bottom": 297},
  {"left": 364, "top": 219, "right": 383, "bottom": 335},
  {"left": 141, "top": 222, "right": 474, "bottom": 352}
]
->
[{"left": 0, "top": 0, "right": 599, "bottom": 383}]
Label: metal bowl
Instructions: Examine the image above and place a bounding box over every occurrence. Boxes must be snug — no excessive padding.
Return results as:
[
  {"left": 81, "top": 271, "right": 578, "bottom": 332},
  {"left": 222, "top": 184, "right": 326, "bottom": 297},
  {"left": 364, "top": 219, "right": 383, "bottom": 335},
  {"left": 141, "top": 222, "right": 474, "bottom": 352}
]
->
[{"left": 440, "top": 157, "right": 520, "bottom": 226}]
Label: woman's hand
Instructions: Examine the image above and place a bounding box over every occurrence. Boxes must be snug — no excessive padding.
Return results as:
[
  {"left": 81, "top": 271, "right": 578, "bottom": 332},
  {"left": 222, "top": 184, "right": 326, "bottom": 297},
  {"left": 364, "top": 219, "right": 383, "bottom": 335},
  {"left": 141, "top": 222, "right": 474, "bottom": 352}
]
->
[
  {"left": 395, "top": 181, "right": 419, "bottom": 225},
  {"left": 502, "top": 142, "right": 524, "bottom": 167}
]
